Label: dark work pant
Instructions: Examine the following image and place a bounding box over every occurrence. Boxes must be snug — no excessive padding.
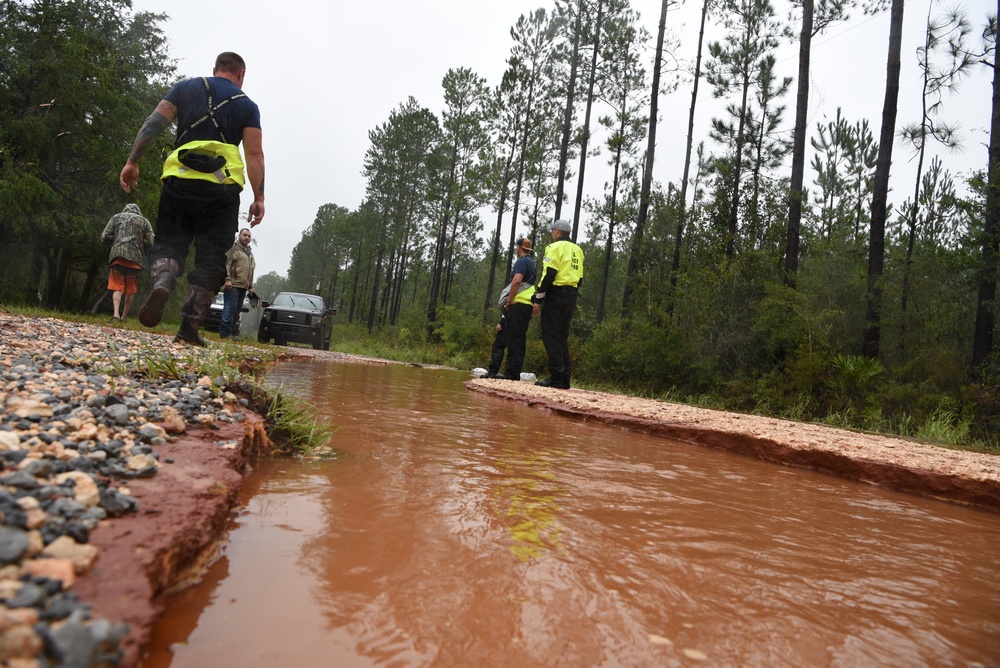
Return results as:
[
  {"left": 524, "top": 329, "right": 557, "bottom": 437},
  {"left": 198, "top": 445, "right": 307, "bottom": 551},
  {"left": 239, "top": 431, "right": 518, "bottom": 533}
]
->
[
  {"left": 540, "top": 286, "right": 578, "bottom": 377},
  {"left": 152, "top": 177, "right": 242, "bottom": 293},
  {"left": 489, "top": 302, "right": 532, "bottom": 377},
  {"left": 220, "top": 286, "right": 247, "bottom": 338}
]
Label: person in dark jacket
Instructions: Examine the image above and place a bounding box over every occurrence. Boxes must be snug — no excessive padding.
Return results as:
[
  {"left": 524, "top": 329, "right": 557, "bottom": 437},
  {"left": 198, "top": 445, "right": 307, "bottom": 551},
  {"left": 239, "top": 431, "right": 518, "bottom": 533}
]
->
[{"left": 101, "top": 203, "right": 154, "bottom": 321}]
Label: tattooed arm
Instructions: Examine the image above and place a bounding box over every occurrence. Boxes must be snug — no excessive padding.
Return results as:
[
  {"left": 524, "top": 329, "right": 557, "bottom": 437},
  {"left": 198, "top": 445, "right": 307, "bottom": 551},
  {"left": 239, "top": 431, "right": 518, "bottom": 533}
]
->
[{"left": 119, "top": 99, "right": 177, "bottom": 193}]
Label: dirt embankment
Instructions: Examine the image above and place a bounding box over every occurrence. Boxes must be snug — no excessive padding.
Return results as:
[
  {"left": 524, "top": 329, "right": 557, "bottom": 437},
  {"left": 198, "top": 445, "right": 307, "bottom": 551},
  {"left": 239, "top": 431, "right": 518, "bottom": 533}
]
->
[{"left": 71, "top": 417, "right": 270, "bottom": 667}]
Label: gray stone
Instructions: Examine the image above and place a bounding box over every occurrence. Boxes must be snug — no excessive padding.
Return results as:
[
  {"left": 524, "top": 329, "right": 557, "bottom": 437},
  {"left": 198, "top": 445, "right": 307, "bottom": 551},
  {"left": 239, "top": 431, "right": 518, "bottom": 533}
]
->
[
  {"left": 0, "top": 526, "right": 29, "bottom": 564},
  {"left": 22, "top": 459, "right": 52, "bottom": 477},
  {"left": 7, "top": 581, "right": 45, "bottom": 608},
  {"left": 47, "top": 610, "right": 98, "bottom": 667},
  {"left": 1, "top": 470, "right": 40, "bottom": 489},
  {"left": 104, "top": 403, "right": 129, "bottom": 425},
  {"left": 48, "top": 497, "right": 86, "bottom": 519}
]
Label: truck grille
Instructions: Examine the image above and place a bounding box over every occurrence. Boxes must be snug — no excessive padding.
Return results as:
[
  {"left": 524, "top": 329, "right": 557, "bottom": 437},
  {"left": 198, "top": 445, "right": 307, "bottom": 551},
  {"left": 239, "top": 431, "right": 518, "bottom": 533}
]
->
[{"left": 275, "top": 311, "right": 307, "bottom": 325}]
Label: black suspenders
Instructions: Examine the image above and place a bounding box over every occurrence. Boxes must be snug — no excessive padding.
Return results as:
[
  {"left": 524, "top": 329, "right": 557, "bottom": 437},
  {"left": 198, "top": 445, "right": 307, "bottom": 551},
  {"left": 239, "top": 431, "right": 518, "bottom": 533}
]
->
[{"left": 176, "top": 77, "right": 247, "bottom": 145}]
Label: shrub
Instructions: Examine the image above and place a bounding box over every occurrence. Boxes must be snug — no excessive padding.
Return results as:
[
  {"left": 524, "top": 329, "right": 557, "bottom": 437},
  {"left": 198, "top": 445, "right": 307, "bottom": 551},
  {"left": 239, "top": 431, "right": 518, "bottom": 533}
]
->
[{"left": 580, "top": 318, "right": 694, "bottom": 394}]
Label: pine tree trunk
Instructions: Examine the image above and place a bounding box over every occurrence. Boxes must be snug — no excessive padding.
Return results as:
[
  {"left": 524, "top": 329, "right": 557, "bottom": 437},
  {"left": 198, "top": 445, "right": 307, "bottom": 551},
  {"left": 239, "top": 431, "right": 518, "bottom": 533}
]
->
[
  {"left": 785, "top": 0, "right": 813, "bottom": 288},
  {"left": 623, "top": 0, "right": 669, "bottom": 317},
  {"left": 863, "top": 0, "right": 905, "bottom": 358},
  {"left": 671, "top": 0, "right": 709, "bottom": 304},
  {"left": 725, "top": 74, "right": 751, "bottom": 260},
  {"left": 572, "top": 0, "right": 606, "bottom": 239},
  {"left": 555, "top": 0, "right": 585, "bottom": 219},
  {"left": 972, "top": 1, "right": 1000, "bottom": 367}
]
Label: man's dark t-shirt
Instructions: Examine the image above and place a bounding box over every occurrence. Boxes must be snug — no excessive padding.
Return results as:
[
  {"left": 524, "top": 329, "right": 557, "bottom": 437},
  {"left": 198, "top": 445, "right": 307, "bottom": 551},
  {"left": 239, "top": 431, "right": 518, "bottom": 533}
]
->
[
  {"left": 165, "top": 76, "right": 261, "bottom": 147},
  {"left": 512, "top": 255, "right": 536, "bottom": 286}
]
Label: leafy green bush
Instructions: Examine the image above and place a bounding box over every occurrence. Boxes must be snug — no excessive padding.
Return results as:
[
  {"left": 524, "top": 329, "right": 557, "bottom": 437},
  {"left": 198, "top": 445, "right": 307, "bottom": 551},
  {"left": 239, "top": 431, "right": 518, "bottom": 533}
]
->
[
  {"left": 580, "top": 318, "right": 695, "bottom": 393},
  {"left": 433, "top": 304, "right": 491, "bottom": 362}
]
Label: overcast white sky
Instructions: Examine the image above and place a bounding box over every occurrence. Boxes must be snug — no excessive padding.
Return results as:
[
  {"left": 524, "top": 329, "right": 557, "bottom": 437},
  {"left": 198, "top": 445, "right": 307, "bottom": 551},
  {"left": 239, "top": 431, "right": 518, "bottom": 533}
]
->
[{"left": 130, "top": 0, "right": 994, "bottom": 279}]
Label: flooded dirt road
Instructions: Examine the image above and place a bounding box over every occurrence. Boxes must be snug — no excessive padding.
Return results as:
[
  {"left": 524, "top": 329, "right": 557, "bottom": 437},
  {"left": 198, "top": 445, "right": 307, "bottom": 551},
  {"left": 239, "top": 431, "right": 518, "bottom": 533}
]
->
[{"left": 146, "top": 358, "right": 1000, "bottom": 667}]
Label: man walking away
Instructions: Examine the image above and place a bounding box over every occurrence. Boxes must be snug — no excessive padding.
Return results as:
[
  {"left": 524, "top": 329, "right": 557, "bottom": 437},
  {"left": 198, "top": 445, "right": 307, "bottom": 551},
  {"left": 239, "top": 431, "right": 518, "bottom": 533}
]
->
[
  {"left": 220, "top": 227, "right": 255, "bottom": 339},
  {"left": 533, "top": 219, "right": 584, "bottom": 389},
  {"left": 119, "top": 51, "right": 265, "bottom": 346},
  {"left": 484, "top": 237, "right": 536, "bottom": 380},
  {"left": 101, "top": 203, "right": 154, "bottom": 321}
]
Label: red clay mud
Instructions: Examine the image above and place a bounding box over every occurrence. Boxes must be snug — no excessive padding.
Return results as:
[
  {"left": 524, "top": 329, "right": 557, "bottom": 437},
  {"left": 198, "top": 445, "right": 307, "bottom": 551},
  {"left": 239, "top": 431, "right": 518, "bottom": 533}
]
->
[{"left": 71, "top": 416, "right": 269, "bottom": 667}]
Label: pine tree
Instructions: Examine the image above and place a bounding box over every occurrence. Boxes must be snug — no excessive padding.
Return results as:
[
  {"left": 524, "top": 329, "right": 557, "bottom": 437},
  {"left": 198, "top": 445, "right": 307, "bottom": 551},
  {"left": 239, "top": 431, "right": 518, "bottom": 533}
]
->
[
  {"left": 704, "top": 0, "right": 784, "bottom": 260},
  {"left": 594, "top": 7, "right": 650, "bottom": 322}
]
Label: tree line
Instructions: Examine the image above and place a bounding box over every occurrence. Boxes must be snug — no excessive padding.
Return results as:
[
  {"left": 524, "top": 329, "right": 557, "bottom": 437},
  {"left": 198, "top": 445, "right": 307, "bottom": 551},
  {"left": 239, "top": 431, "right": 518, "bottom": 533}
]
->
[
  {"left": 281, "top": 0, "right": 998, "bottom": 442},
  {"left": 1, "top": 0, "right": 998, "bottom": 444}
]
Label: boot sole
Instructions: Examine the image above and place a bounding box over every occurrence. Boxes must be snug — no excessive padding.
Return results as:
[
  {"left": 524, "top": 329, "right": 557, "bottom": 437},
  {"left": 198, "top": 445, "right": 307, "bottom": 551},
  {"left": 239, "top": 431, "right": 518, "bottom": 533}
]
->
[{"left": 138, "top": 288, "right": 170, "bottom": 327}]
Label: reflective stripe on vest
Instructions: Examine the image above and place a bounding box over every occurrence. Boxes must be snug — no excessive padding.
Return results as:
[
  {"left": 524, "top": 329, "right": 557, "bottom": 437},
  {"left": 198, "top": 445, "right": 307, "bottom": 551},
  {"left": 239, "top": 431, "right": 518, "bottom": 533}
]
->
[{"left": 161, "top": 140, "right": 245, "bottom": 188}]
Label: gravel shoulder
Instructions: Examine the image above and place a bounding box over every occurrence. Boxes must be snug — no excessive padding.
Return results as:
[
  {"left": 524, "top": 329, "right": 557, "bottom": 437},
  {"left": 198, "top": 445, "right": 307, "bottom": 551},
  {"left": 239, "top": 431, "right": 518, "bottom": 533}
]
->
[
  {"left": 0, "top": 313, "right": 270, "bottom": 667},
  {"left": 467, "top": 377, "right": 1000, "bottom": 512}
]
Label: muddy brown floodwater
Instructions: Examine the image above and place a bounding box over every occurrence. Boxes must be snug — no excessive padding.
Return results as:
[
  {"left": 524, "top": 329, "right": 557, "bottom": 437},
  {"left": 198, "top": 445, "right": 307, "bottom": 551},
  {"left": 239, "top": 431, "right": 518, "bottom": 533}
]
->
[{"left": 144, "top": 357, "right": 1000, "bottom": 667}]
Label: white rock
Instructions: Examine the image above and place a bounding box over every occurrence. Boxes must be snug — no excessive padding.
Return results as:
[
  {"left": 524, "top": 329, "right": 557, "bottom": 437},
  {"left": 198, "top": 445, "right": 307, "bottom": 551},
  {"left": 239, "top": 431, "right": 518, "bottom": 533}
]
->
[
  {"left": 54, "top": 471, "right": 100, "bottom": 508},
  {"left": 0, "top": 431, "right": 20, "bottom": 451},
  {"left": 41, "top": 536, "right": 98, "bottom": 574}
]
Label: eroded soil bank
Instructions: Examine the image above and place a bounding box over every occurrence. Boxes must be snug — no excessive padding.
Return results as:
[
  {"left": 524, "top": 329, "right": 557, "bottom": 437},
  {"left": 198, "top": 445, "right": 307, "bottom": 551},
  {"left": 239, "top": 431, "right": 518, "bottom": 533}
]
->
[{"left": 70, "top": 417, "right": 269, "bottom": 667}]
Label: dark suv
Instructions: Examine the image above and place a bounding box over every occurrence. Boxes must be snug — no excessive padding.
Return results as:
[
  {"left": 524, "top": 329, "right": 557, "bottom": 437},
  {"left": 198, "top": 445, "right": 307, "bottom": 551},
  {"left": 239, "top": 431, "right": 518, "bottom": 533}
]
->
[{"left": 258, "top": 292, "right": 335, "bottom": 350}]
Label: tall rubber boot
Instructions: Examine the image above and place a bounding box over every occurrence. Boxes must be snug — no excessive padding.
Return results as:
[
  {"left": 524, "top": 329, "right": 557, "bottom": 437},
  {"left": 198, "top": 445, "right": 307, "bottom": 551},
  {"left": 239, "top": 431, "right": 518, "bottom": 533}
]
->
[
  {"left": 139, "top": 258, "right": 181, "bottom": 327},
  {"left": 174, "top": 285, "right": 214, "bottom": 347}
]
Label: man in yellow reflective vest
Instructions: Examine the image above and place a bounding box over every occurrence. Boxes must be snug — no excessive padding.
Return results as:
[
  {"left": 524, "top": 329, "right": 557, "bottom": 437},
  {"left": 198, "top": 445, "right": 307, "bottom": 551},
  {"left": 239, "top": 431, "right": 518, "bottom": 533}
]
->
[
  {"left": 119, "top": 52, "right": 265, "bottom": 346},
  {"left": 533, "top": 219, "right": 584, "bottom": 389}
]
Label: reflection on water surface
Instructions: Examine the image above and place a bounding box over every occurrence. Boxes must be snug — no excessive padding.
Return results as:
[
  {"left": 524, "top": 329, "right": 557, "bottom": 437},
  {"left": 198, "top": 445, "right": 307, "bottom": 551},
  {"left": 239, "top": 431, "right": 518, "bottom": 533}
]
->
[{"left": 146, "top": 358, "right": 1000, "bottom": 667}]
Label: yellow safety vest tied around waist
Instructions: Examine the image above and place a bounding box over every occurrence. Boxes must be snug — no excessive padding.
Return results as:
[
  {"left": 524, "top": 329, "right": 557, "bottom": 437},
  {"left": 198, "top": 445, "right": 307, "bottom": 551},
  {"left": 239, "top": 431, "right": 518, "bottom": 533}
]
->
[{"left": 161, "top": 140, "right": 245, "bottom": 188}]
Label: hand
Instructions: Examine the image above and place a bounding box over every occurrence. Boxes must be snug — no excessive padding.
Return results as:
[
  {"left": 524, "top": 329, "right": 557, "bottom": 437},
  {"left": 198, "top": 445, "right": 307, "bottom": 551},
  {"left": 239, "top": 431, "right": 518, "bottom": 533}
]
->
[
  {"left": 495, "top": 323, "right": 502, "bottom": 332},
  {"left": 224, "top": 281, "right": 232, "bottom": 291},
  {"left": 119, "top": 161, "right": 139, "bottom": 193},
  {"left": 248, "top": 198, "right": 265, "bottom": 227},
  {"left": 533, "top": 303, "right": 541, "bottom": 315}
]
